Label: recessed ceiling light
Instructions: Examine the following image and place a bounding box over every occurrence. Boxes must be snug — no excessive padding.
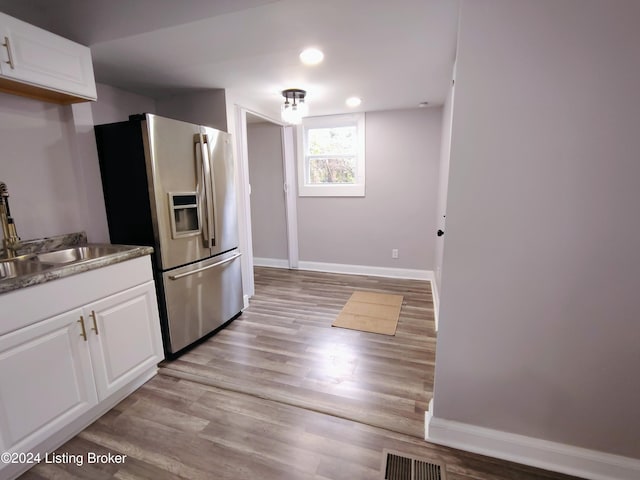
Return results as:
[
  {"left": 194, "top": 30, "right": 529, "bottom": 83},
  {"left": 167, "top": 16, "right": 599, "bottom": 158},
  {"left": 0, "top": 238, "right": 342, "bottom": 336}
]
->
[
  {"left": 418, "top": 101, "right": 429, "bottom": 108},
  {"left": 346, "top": 96, "right": 362, "bottom": 108},
  {"left": 299, "top": 48, "right": 324, "bottom": 66}
]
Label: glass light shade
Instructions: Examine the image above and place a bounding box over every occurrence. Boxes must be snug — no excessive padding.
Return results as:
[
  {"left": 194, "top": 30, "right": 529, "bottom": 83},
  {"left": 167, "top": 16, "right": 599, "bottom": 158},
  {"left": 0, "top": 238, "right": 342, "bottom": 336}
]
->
[
  {"left": 297, "top": 99, "right": 309, "bottom": 117},
  {"left": 281, "top": 88, "right": 308, "bottom": 124},
  {"left": 281, "top": 103, "right": 303, "bottom": 125}
]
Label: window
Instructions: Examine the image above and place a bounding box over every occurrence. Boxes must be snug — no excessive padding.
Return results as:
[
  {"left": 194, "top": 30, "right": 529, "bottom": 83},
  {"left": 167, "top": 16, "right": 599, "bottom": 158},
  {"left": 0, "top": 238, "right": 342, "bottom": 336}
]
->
[{"left": 297, "top": 113, "right": 365, "bottom": 196}]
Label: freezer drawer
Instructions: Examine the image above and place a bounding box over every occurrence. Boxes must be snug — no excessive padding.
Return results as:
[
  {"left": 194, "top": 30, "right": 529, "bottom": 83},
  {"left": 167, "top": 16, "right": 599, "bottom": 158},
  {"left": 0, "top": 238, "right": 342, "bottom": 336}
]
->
[{"left": 162, "top": 250, "right": 243, "bottom": 353}]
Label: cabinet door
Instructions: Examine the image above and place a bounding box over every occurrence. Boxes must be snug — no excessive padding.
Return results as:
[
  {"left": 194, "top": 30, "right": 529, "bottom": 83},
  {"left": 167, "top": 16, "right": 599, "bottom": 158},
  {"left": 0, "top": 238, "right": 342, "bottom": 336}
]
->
[
  {"left": 0, "top": 12, "right": 97, "bottom": 100},
  {"left": 0, "top": 309, "right": 97, "bottom": 453},
  {"left": 86, "top": 281, "right": 163, "bottom": 401}
]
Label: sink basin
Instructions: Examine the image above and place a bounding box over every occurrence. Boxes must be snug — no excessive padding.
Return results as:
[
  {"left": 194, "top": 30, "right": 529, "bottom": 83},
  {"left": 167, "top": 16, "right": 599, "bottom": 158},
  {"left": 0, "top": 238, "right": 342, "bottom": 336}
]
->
[
  {"left": 1, "top": 244, "right": 128, "bottom": 285},
  {"left": 36, "top": 245, "right": 122, "bottom": 264},
  {"left": 0, "top": 258, "right": 49, "bottom": 280},
  {"left": 1, "top": 243, "right": 141, "bottom": 293}
]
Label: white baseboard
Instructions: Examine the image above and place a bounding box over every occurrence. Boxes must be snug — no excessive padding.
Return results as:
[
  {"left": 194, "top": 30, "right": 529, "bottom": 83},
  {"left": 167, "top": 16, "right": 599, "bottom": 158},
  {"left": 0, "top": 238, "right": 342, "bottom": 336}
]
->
[
  {"left": 253, "top": 257, "right": 290, "bottom": 269},
  {"left": 425, "top": 400, "right": 640, "bottom": 480},
  {"left": 297, "top": 260, "right": 433, "bottom": 281}
]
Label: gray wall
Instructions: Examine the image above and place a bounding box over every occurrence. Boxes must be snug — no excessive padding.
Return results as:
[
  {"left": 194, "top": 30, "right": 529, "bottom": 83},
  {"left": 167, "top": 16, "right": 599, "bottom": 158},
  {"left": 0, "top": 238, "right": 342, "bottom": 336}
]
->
[
  {"left": 247, "top": 122, "right": 287, "bottom": 261},
  {"left": 0, "top": 84, "right": 161, "bottom": 245},
  {"left": 91, "top": 83, "right": 157, "bottom": 125},
  {"left": 0, "top": 93, "right": 84, "bottom": 241},
  {"left": 297, "top": 108, "right": 442, "bottom": 270},
  {"left": 156, "top": 89, "right": 227, "bottom": 131},
  {"left": 433, "top": 0, "right": 640, "bottom": 459}
]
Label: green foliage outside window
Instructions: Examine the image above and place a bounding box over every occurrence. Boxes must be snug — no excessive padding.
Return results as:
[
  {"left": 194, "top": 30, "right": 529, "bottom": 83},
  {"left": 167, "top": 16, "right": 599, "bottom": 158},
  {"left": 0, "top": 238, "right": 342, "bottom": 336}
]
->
[
  {"left": 308, "top": 158, "right": 356, "bottom": 183},
  {"left": 306, "top": 126, "right": 357, "bottom": 184}
]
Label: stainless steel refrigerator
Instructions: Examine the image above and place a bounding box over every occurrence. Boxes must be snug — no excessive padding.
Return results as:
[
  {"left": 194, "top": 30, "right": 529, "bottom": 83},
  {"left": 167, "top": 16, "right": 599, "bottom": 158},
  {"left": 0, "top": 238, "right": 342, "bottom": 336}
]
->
[{"left": 94, "top": 113, "right": 244, "bottom": 358}]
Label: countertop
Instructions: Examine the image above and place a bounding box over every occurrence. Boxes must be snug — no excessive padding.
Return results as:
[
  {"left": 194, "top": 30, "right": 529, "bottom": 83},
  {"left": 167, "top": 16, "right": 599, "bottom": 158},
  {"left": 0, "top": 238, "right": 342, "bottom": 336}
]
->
[{"left": 0, "top": 232, "right": 153, "bottom": 295}]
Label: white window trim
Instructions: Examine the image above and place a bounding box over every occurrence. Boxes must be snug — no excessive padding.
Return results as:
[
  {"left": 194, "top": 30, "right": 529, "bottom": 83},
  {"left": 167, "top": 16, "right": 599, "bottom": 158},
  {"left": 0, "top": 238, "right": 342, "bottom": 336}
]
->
[{"left": 296, "top": 113, "right": 365, "bottom": 197}]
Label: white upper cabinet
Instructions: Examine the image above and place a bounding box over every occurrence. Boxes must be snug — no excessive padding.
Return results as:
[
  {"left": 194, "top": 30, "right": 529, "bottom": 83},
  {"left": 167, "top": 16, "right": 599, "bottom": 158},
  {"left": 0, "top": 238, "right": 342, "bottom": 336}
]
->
[{"left": 0, "top": 11, "right": 97, "bottom": 103}]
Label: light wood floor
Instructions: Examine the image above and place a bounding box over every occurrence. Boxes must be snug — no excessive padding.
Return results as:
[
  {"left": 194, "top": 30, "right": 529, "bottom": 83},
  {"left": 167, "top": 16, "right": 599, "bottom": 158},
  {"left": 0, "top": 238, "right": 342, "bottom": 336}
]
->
[
  {"left": 161, "top": 267, "right": 436, "bottom": 438},
  {"left": 20, "top": 267, "right": 585, "bottom": 480},
  {"left": 21, "top": 375, "right": 583, "bottom": 480}
]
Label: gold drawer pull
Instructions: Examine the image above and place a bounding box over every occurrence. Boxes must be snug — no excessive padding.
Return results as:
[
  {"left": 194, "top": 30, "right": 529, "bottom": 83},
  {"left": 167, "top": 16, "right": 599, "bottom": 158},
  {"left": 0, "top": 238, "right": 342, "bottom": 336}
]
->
[
  {"left": 78, "top": 316, "right": 87, "bottom": 341},
  {"left": 90, "top": 310, "right": 99, "bottom": 335}
]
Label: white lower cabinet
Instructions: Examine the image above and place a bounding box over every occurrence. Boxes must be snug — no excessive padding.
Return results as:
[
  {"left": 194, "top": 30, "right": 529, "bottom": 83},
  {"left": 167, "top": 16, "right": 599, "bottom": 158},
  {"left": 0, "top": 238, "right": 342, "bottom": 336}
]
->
[
  {"left": 0, "top": 256, "right": 163, "bottom": 480},
  {"left": 86, "top": 282, "right": 162, "bottom": 400},
  {"left": 0, "top": 309, "right": 97, "bottom": 453}
]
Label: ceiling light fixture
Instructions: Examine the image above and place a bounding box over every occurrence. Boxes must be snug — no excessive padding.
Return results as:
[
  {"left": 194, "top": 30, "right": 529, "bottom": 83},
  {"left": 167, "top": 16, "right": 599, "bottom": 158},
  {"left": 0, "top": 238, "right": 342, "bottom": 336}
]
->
[
  {"left": 281, "top": 88, "right": 308, "bottom": 124},
  {"left": 299, "top": 48, "right": 324, "bottom": 65},
  {"left": 346, "top": 96, "right": 362, "bottom": 108}
]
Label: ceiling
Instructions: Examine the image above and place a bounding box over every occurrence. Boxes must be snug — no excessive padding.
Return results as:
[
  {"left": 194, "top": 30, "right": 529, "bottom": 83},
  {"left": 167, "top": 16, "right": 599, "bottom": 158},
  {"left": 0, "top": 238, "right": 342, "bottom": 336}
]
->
[{"left": 0, "top": 0, "right": 459, "bottom": 119}]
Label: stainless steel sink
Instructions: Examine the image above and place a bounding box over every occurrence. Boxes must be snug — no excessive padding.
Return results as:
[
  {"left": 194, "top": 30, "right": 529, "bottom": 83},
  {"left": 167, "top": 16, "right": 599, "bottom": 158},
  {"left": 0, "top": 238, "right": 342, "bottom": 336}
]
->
[
  {"left": 1, "top": 245, "right": 125, "bottom": 282},
  {"left": 0, "top": 257, "right": 49, "bottom": 280},
  {"left": 0, "top": 243, "right": 136, "bottom": 293},
  {"left": 36, "top": 245, "right": 122, "bottom": 264}
]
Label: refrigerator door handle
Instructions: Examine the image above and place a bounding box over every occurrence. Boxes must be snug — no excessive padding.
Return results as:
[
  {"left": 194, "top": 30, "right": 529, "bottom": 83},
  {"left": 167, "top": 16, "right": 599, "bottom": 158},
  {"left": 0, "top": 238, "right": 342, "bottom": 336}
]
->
[
  {"left": 199, "top": 134, "right": 215, "bottom": 247},
  {"left": 194, "top": 136, "right": 207, "bottom": 239},
  {"left": 202, "top": 134, "right": 218, "bottom": 247},
  {"left": 168, "top": 252, "right": 242, "bottom": 280}
]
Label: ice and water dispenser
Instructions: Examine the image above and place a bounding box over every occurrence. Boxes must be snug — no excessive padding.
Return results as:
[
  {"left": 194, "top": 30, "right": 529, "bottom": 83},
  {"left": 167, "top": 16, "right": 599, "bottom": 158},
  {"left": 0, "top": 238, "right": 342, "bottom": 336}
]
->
[{"left": 168, "top": 193, "right": 200, "bottom": 238}]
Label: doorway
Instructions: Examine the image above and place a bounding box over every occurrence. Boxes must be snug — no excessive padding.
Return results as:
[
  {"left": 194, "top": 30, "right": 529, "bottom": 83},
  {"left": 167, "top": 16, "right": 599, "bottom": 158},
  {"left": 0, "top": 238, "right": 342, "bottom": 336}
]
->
[
  {"left": 235, "top": 107, "right": 299, "bottom": 299},
  {"left": 246, "top": 113, "right": 289, "bottom": 267}
]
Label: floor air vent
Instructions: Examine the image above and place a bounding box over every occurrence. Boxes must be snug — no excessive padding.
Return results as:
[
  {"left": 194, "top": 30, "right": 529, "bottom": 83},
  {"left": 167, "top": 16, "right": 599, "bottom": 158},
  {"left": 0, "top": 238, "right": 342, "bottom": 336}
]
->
[{"left": 383, "top": 450, "right": 446, "bottom": 480}]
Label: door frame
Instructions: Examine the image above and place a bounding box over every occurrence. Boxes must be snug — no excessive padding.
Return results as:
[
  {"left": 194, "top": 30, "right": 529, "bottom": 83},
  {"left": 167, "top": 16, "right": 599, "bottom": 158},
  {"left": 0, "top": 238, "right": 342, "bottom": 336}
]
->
[
  {"left": 281, "top": 125, "right": 299, "bottom": 268},
  {"left": 234, "top": 105, "right": 299, "bottom": 299},
  {"left": 433, "top": 61, "right": 456, "bottom": 331}
]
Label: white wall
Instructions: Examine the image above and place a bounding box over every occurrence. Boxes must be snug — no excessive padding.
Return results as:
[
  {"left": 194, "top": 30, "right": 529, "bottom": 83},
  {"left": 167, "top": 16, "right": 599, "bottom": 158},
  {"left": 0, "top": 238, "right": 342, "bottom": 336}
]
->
[
  {"left": 433, "top": 0, "right": 640, "bottom": 465},
  {"left": 0, "top": 92, "right": 85, "bottom": 241},
  {"left": 296, "top": 108, "right": 442, "bottom": 272},
  {"left": 247, "top": 122, "right": 287, "bottom": 261}
]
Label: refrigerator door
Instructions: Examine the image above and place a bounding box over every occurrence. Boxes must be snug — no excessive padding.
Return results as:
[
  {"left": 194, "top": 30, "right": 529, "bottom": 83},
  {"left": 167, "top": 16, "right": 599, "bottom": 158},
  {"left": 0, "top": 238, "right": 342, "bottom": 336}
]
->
[
  {"left": 143, "top": 114, "right": 212, "bottom": 269},
  {"left": 162, "top": 250, "right": 244, "bottom": 353},
  {"left": 201, "top": 126, "right": 239, "bottom": 255}
]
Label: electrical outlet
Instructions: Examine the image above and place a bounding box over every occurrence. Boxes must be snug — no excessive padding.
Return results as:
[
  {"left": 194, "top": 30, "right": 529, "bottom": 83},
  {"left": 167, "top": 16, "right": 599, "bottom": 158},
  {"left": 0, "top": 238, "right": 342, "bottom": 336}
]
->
[{"left": 392, "top": 248, "right": 399, "bottom": 259}]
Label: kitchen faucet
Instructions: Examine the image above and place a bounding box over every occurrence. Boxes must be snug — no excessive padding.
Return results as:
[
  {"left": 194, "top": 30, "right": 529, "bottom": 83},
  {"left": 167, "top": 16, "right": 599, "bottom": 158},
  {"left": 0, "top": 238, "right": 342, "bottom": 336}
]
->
[{"left": 0, "top": 182, "right": 21, "bottom": 258}]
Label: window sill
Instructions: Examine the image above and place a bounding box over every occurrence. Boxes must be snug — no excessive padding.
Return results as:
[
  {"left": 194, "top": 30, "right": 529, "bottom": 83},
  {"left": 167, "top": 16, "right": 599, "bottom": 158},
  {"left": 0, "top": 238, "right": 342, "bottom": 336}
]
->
[{"left": 298, "top": 184, "right": 365, "bottom": 197}]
